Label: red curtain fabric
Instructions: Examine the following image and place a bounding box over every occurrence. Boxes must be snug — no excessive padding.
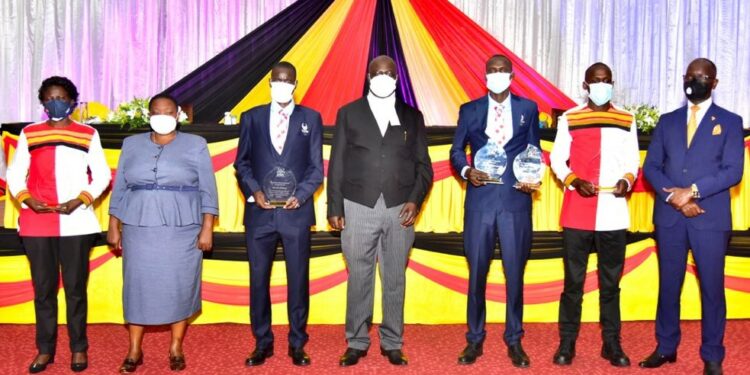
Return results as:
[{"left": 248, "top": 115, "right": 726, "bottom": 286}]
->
[
  {"left": 408, "top": 0, "right": 576, "bottom": 115},
  {"left": 301, "top": 0, "right": 378, "bottom": 125}
]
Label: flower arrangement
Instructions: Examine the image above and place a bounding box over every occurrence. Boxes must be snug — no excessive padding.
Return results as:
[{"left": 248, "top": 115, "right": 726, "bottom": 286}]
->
[
  {"left": 623, "top": 104, "right": 660, "bottom": 134},
  {"left": 106, "top": 97, "right": 188, "bottom": 130}
]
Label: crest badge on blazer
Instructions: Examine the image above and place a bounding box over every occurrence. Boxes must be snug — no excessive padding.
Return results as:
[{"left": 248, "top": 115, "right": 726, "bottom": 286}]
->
[{"left": 301, "top": 123, "right": 310, "bottom": 135}]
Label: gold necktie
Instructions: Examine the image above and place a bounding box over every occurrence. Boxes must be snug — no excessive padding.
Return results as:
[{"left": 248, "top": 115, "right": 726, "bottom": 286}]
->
[{"left": 687, "top": 105, "right": 700, "bottom": 146}]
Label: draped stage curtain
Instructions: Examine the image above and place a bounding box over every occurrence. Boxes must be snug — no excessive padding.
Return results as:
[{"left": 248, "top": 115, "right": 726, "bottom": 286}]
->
[
  {"left": 2, "top": 0, "right": 747, "bottom": 123},
  {"left": 450, "top": 0, "right": 750, "bottom": 125}
]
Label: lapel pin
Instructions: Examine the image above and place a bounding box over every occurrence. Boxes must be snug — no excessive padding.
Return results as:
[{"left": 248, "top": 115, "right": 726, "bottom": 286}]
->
[
  {"left": 711, "top": 116, "right": 716, "bottom": 121},
  {"left": 301, "top": 123, "right": 309, "bottom": 135},
  {"left": 520, "top": 114, "right": 526, "bottom": 126}
]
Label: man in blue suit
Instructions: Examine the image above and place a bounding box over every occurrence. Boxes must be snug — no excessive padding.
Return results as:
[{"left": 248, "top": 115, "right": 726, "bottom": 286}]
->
[
  {"left": 641, "top": 58, "right": 744, "bottom": 375},
  {"left": 234, "top": 61, "right": 324, "bottom": 367},
  {"left": 450, "top": 54, "right": 541, "bottom": 368}
]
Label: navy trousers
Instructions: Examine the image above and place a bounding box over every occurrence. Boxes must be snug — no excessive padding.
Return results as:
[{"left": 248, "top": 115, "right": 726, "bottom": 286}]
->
[
  {"left": 654, "top": 219, "right": 729, "bottom": 362},
  {"left": 464, "top": 209, "right": 531, "bottom": 345}
]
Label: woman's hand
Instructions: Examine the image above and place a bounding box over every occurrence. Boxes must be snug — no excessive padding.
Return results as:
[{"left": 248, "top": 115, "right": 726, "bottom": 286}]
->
[
  {"left": 197, "top": 227, "right": 213, "bottom": 251},
  {"left": 57, "top": 198, "right": 83, "bottom": 215},
  {"left": 23, "top": 197, "right": 55, "bottom": 213},
  {"left": 107, "top": 216, "right": 122, "bottom": 251}
]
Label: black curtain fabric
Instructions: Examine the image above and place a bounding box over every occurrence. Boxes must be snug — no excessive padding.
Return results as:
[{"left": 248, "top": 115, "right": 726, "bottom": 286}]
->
[
  {"left": 364, "top": 0, "right": 417, "bottom": 107},
  {"left": 162, "top": 0, "right": 334, "bottom": 123}
]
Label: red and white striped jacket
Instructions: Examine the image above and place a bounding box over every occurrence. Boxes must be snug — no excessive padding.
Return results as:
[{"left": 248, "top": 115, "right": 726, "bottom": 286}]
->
[
  {"left": 7, "top": 121, "right": 111, "bottom": 237},
  {"left": 550, "top": 103, "right": 640, "bottom": 231}
]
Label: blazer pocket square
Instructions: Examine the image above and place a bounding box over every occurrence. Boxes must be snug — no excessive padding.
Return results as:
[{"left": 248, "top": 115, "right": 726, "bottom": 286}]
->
[{"left": 712, "top": 124, "right": 722, "bottom": 135}]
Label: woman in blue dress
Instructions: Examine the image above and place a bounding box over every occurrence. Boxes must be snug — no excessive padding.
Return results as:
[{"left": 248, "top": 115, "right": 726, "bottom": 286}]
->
[{"left": 107, "top": 94, "right": 218, "bottom": 372}]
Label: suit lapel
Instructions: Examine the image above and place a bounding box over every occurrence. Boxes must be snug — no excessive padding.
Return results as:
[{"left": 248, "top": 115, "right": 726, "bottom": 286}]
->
[
  {"left": 688, "top": 103, "right": 718, "bottom": 151},
  {"left": 510, "top": 94, "right": 522, "bottom": 138},
  {"left": 476, "top": 96, "right": 489, "bottom": 145},
  {"left": 279, "top": 106, "right": 301, "bottom": 160},
  {"left": 260, "top": 104, "right": 281, "bottom": 162}
]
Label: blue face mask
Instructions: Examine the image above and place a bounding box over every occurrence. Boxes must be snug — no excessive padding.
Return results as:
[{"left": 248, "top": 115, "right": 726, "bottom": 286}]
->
[{"left": 43, "top": 99, "right": 73, "bottom": 121}]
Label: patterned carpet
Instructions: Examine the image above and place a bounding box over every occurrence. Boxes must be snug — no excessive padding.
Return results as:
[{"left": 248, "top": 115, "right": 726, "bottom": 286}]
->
[{"left": 1, "top": 321, "right": 747, "bottom": 374}]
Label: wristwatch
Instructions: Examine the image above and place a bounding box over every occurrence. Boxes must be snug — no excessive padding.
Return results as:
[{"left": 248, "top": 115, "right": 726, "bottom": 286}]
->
[{"left": 691, "top": 184, "right": 700, "bottom": 199}]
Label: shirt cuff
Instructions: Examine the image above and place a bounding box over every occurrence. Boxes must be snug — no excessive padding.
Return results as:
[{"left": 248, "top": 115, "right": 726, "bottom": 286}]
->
[
  {"left": 77, "top": 191, "right": 94, "bottom": 206},
  {"left": 563, "top": 173, "right": 578, "bottom": 187},
  {"left": 666, "top": 192, "right": 675, "bottom": 203},
  {"left": 16, "top": 190, "right": 31, "bottom": 203},
  {"left": 460, "top": 166, "right": 470, "bottom": 179},
  {"left": 622, "top": 173, "right": 635, "bottom": 192}
]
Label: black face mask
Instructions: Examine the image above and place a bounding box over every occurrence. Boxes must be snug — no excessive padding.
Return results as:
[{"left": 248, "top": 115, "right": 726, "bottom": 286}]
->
[{"left": 683, "top": 79, "right": 711, "bottom": 102}]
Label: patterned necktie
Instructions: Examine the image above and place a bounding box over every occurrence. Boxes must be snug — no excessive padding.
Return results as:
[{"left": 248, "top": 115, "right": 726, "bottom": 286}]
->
[
  {"left": 494, "top": 104, "right": 506, "bottom": 145},
  {"left": 273, "top": 109, "right": 289, "bottom": 154},
  {"left": 686, "top": 105, "right": 700, "bottom": 147}
]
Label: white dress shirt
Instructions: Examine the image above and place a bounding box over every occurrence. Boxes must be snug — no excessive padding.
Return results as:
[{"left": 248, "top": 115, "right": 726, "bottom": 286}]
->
[
  {"left": 270, "top": 100, "right": 295, "bottom": 154},
  {"left": 462, "top": 94, "right": 514, "bottom": 178},
  {"left": 367, "top": 93, "right": 400, "bottom": 136}
]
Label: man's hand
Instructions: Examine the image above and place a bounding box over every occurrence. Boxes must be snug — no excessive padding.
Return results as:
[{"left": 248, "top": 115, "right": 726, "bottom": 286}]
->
[
  {"left": 56, "top": 198, "right": 83, "bottom": 215},
  {"left": 612, "top": 179, "right": 629, "bottom": 198},
  {"left": 466, "top": 167, "right": 490, "bottom": 187},
  {"left": 252, "top": 191, "right": 274, "bottom": 209},
  {"left": 571, "top": 178, "right": 597, "bottom": 197},
  {"left": 283, "top": 196, "right": 300, "bottom": 210},
  {"left": 328, "top": 216, "right": 345, "bottom": 230},
  {"left": 664, "top": 187, "right": 692, "bottom": 209},
  {"left": 106, "top": 228, "right": 121, "bottom": 251},
  {"left": 23, "top": 197, "right": 55, "bottom": 213},
  {"left": 680, "top": 201, "right": 705, "bottom": 218},
  {"left": 515, "top": 182, "right": 540, "bottom": 194},
  {"left": 399, "top": 202, "right": 419, "bottom": 227}
]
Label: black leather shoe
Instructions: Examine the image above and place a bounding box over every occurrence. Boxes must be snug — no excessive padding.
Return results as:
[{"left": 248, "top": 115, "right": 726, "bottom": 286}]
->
[
  {"left": 507, "top": 343, "right": 530, "bottom": 368},
  {"left": 288, "top": 347, "right": 311, "bottom": 366},
  {"left": 704, "top": 361, "right": 723, "bottom": 375},
  {"left": 70, "top": 352, "right": 88, "bottom": 372},
  {"left": 552, "top": 340, "right": 575, "bottom": 365},
  {"left": 601, "top": 341, "right": 630, "bottom": 367},
  {"left": 638, "top": 350, "right": 677, "bottom": 368},
  {"left": 458, "top": 342, "right": 483, "bottom": 365},
  {"left": 118, "top": 355, "right": 143, "bottom": 373},
  {"left": 380, "top": 348, "right": 408, "bottom": 366},
  {"left": 28, "top": 354, "right": 54, "bottom": 374},
  {"left": 339, "top": 348, "right": 367, "bottom": 367},
  {"left": 169, "top": 353, "right": 186, "bottom": 371},
  {"left": 244, "top": 347, "right": 273, "bottom": 367}
]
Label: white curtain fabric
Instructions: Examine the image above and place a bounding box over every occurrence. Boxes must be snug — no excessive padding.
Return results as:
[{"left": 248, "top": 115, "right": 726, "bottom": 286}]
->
[
  {"left": 0, "top": 0, "right": 295, "bottom": 123},
  {"left": 1, "top": 0, "right": 748, "bottom": 124},
  {"left": 450, "top": 0, "right": 750, "bottom": 125}
]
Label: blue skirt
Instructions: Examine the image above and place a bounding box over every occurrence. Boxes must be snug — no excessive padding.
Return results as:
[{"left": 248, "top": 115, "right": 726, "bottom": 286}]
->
[{"left": 122, "top": 224, "right": 202, "bottom": 325}]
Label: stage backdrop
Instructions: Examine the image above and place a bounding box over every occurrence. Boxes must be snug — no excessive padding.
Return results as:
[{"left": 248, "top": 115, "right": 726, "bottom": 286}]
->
[{"left": 1, "top": 128, "right": 749, "bottom": 324}]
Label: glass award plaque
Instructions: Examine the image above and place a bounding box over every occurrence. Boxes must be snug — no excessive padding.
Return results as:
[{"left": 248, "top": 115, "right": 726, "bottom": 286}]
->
[
  {"left": 513, "top": 144, "right": 545, "bottom": 189},
  {"left": 474, "top": 142, "right": 508, "bottom": 184},
  {"left": 262, "top": 167, "right": 297, "bottom": 207}
]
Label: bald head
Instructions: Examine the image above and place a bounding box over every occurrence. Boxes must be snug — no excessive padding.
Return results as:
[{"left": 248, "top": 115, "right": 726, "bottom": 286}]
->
[{"left": 368, "top": 55, "right": 397, "bottom": 79}]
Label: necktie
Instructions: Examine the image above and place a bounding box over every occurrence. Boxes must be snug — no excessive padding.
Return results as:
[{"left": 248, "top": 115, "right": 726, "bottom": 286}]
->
[
  {"left": 686, "top": 105, "right": 699, "bottom": 147},
  {"left": 494, "top": 104, "right": 506, "bottom": 145},
  {"left": 273, "top": 109, "right": 289, "bottom": 154}
]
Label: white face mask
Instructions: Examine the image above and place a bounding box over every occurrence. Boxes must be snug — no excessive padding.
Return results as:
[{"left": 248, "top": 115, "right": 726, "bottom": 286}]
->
[
  {"left": 270, "top": 81, "right": 295, "bottom": 104},
  {"left": 587, "top": 82, "right": 613, "bottom": 106},
  {"left": 150, "top": 114, "right": 177, "bottom": 135},
  {"left": 369, "top": 75, "right": 397, "bottom": 98},
  {"left": 486, "top": 72, "right": 512, "bottom": 94}
]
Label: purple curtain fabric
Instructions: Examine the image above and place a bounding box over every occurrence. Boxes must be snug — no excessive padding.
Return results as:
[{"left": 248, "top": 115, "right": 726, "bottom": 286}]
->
[{"left": 364, "top": 0, "right": 418, "bottom": 108}]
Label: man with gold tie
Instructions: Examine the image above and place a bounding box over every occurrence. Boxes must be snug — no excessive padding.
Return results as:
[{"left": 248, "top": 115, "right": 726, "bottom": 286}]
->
[{"left": 641, "top": 58, "right": 744, "bottom": 375}]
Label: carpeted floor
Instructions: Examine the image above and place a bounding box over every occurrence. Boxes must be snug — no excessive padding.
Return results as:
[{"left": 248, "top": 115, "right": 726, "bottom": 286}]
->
[{"left": 1, "top": 321, "right": 747, "bottom": 374}]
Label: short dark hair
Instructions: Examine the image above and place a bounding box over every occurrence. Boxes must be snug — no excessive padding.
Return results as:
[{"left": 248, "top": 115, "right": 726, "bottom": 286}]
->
[
  {"left": 690, "top": 57, "right": 717, "bottom": 77},
  {"left": 584, "top": 62, "right": 612, "bottom": 81},
  {"left": 148, "top": 93, "right": 179, "bottom": 111},
  {"left": 272, "top": 61, "right": 297, "bottom": 76},
  {"left": 38, "top": 76, "right": 79, "bottom": 103},
  {"left": 487, "top": 54, "right": 513, "bottom": 71}
]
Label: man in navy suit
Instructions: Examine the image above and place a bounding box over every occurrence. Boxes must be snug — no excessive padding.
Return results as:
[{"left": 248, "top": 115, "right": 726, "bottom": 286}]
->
[
  {"left": 450, "top": 54, "right": 541, "bottom": 368},
  {"left": 641, "top": 58, "right": 744, "bottom": 375},
  {"left": 234, "top": 61, "right": 323, "bottom": 367}
]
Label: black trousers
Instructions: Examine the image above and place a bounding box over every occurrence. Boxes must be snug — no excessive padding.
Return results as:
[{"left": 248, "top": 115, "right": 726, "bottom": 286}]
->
[
  {"left": 558, "top": 228, "right": 626, "bottom": 343},
  {"left": 23, "top": 234, "right": 96, "bottom": 355}
]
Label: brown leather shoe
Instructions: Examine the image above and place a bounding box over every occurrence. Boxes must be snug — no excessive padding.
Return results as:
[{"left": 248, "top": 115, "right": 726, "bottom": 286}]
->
[
  {"left": 168, "top": 354, "right": 186, "bottom": 371},
  {"left": 118, "top": 355, "right": 143, "bottom": 373}
]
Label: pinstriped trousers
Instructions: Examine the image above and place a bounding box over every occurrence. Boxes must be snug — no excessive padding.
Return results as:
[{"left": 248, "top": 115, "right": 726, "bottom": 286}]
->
[{"left": 342, "top": 196, "right": 415, "bottom": 350}]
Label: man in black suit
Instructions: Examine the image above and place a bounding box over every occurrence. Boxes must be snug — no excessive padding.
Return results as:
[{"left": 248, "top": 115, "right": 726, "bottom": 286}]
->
[{"left": 327, "top": 55, "right": 433, "bottom": 367}]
